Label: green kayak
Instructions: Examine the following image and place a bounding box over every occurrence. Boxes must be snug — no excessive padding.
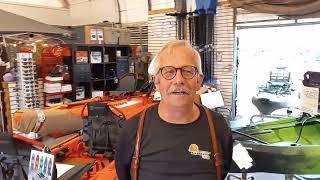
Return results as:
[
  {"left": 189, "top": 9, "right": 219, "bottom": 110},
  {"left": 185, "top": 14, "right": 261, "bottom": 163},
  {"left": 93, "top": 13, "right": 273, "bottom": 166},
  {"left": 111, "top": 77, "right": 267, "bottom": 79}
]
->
[{"left": 231, "top": 115, "right": 320, "bottom": 174}]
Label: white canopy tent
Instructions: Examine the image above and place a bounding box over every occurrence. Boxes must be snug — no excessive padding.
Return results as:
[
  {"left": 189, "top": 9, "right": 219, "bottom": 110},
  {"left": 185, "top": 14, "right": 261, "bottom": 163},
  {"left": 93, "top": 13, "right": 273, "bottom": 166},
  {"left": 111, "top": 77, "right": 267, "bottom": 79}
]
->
[
  {"left": 0, "top": 9, "right": 71, "bottom": 35},
  {"left": 0, "top": 0, "right": 66, "bottom": 8},
  {"left": 0, "top": 0, "right": 150, "bottom": 25}
]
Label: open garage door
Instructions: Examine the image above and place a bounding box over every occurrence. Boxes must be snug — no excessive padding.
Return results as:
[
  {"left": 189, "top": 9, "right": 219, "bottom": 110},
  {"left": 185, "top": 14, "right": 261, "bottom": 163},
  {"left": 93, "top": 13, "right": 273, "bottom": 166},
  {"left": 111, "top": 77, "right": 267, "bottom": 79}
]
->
[{"left": 234, "top": 8, "right": 320, "bottom": 123}]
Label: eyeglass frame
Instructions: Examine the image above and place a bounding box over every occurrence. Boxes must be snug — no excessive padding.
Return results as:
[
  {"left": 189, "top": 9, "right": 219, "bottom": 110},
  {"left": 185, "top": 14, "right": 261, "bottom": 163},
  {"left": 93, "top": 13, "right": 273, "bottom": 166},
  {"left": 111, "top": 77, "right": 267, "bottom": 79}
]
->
[{"left": 158, "top": 65, "right": 198, "bottom": 80}]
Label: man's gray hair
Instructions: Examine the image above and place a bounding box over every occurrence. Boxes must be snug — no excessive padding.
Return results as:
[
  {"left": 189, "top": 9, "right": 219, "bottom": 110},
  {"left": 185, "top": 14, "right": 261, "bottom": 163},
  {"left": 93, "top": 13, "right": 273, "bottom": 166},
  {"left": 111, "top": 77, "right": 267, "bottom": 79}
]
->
[{"left": 148, "top": 40, "right": 203, "bottom": 76}]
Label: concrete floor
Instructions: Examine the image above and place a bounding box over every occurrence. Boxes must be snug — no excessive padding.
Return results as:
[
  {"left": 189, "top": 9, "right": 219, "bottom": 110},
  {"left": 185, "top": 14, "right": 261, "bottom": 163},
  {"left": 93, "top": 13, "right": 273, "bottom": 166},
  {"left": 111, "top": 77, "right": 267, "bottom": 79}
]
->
[
  {"left": 226, "top": 173, "right": 320, "bottom": 180},
  {"left": 226, "top": 173, "right": 285, "bottom": 180}
]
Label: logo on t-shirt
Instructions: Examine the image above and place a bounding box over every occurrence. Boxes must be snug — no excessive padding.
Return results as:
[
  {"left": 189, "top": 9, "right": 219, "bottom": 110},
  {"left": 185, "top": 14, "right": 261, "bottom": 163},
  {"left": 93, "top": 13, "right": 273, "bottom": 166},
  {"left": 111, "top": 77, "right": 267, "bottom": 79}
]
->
[{"left": 188, "top": 144, "right": 211, "bottom": 160}]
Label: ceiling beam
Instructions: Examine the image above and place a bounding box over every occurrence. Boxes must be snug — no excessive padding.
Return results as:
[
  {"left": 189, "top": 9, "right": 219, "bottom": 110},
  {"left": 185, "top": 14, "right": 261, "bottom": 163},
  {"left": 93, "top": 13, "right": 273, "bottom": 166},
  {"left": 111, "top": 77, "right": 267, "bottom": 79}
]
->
[{"left": 58, "top": 0, "right": 70, "bottom": 8}]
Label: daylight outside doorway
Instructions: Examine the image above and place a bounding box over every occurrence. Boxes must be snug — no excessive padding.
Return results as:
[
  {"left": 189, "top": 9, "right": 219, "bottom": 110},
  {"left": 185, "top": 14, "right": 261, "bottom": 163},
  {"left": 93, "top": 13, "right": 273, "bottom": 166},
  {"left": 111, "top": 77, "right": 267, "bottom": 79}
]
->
[{"left": 235, "top": 24, "right": 320, "bottom": 123}]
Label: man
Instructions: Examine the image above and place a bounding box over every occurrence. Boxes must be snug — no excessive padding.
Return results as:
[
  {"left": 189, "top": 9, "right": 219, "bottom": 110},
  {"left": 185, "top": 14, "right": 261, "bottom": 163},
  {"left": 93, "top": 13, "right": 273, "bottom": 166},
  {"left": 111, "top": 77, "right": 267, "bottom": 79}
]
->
[{"left": 115, "top": 40, "right": 233, "bottom": 180}]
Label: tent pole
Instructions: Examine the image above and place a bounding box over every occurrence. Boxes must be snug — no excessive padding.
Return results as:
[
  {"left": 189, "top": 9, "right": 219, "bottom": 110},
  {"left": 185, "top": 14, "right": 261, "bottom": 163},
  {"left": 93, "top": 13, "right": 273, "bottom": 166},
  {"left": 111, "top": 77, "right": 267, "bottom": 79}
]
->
[{"left": 2, "top": 35, "right": 7, "bottom": 47}]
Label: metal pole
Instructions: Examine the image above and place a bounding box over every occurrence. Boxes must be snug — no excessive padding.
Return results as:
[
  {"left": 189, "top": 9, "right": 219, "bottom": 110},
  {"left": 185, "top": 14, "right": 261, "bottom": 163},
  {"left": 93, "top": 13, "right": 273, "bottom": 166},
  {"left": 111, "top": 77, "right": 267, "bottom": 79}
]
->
[
  {"left": 2, "top": 35, "right": 7, "bottom": 47},
  {"left": 0, "top": 90, "right": 5, "bottom": 132}
]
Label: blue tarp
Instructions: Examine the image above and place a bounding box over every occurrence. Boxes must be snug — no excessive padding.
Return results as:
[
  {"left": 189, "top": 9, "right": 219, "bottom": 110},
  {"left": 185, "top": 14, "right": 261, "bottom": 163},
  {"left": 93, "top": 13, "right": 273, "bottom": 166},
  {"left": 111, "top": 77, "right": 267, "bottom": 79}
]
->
[{"left": 195, "top": 0, "right": 217, "bottom": 14}]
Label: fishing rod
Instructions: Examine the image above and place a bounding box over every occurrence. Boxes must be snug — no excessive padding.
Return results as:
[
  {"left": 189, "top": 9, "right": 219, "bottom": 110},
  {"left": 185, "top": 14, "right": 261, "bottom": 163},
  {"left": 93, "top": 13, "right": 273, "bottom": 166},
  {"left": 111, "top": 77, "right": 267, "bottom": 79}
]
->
[
  {"left": 233, "top": 114, "right": 320, "bottom": 145},
  {"left": 232, "top": 130, "right": 269, "bottom": 144}
]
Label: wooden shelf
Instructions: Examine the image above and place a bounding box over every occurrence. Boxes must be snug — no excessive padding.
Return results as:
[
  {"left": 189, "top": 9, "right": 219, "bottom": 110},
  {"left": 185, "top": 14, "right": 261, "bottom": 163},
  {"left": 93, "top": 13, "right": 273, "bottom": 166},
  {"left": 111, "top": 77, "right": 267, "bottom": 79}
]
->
[{"left": 92, "top": 79, "right": 104, "bottom": 82}]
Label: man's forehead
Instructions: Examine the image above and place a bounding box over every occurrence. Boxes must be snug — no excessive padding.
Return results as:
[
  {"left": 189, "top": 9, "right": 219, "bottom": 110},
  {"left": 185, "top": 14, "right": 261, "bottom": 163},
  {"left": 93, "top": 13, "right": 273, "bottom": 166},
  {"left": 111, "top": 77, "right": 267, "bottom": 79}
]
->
[
  {"left": 158, "top": 46, "right": 197, "bottom": 66},
  {"left": 160, "top": 45, "right": 193, "bottom": 55}
]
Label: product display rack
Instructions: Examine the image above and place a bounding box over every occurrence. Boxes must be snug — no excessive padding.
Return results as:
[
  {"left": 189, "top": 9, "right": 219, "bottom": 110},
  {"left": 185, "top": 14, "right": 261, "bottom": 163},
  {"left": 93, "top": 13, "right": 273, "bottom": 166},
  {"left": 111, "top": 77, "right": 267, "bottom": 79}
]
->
[
  {"left": 16, "top": 52, "right": 43, "bottom": 109},
  {"left": 41, "top": 47, "right": 72, "bottom": 107},
  {"left": 62, "top": 44, "right": 131, "bottom": 101}
]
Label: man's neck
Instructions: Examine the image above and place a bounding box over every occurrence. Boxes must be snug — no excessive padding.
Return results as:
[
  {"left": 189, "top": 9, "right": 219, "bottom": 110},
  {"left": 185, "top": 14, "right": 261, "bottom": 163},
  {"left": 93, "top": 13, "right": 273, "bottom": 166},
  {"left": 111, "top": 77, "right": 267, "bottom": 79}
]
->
[{"left": 158, "top": 102, "right": 200, "bottom": 124}]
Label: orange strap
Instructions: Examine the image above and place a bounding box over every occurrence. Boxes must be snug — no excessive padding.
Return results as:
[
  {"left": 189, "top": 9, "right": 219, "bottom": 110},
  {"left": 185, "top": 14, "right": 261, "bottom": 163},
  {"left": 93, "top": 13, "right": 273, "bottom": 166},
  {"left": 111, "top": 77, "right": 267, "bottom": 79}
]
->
[
  {"left": 131, "top": 106, "right": 223, "bottom": 180},
  {"left": 203, "top": 106, "right": 223, "bottom": 180}
]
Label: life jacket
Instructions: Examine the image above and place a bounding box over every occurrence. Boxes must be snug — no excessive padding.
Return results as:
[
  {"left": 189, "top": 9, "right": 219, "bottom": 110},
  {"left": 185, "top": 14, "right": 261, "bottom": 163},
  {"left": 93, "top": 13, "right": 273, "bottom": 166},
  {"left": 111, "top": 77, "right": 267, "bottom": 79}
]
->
[{"left": 83, "top": 102, "right": 125, "bottom": 159}]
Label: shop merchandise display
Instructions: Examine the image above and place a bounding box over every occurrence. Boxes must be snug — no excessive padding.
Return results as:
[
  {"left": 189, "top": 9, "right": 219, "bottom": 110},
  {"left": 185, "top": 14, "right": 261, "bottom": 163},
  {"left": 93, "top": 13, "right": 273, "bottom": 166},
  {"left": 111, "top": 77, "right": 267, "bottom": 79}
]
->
[{"left": 15, "top": 53, "right": 43, "bottom": 109}]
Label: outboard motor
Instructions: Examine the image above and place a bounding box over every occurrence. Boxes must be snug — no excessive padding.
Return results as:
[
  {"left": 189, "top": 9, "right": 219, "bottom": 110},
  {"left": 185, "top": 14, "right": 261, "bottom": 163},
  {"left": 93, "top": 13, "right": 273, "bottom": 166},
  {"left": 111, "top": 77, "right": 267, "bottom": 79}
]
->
[
  {"left": 303, "top": 71, "right": 320, "bottom": 88},
  {"left": 252, "top": 96, "right": 288, "bottom": 115}
]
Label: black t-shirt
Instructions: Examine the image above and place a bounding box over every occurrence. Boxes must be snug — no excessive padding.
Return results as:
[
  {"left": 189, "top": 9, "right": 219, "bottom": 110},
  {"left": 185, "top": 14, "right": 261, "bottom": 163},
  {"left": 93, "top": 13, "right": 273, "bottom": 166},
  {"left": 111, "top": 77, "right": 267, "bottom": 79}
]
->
[{"left": 115, "top": 104, "right": 233, "bottom": 180}]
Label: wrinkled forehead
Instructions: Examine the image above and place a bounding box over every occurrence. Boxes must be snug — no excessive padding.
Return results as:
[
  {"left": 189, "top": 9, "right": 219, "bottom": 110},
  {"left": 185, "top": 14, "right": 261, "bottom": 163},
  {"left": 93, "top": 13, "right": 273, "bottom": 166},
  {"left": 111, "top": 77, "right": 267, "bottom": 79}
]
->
[{"left": 158, "top": 46, "right": 197, "bottom": 67}]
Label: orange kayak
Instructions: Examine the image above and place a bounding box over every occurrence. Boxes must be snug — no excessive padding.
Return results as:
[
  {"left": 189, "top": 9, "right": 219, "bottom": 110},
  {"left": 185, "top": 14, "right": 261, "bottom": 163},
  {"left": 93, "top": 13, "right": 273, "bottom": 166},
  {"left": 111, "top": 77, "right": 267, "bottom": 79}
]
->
[
  {"left": 11, "top": 95, "right": 157, "bottom": 179},
  {"left": 13, "top": 95, "right": 157, "bottom": 136}
]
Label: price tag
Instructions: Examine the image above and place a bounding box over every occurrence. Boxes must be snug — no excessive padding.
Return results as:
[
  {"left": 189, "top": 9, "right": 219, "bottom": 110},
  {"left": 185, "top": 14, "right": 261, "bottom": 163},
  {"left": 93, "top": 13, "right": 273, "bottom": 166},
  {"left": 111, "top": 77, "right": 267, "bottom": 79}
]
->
[
  {"left": 28, "top": 150, "right": 54, "bottom": 180},
  {"left": 232, "top": 143, "right": 253, "bottom": 170}
]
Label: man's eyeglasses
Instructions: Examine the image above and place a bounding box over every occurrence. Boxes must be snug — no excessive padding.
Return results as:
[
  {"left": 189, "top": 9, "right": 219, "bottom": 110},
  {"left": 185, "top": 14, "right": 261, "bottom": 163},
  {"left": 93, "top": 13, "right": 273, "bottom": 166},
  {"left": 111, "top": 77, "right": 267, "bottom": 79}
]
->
[{"left": 159, "top": 66, "right": 198, "bottom": 80}]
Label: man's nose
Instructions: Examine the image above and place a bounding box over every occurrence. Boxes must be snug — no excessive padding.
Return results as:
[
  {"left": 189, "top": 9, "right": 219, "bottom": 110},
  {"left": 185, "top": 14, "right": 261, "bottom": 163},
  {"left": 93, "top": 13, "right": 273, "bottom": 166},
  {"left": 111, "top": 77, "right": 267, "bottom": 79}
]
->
[{"left": 172, "top": 69, "right": 184, "bottom": 83}]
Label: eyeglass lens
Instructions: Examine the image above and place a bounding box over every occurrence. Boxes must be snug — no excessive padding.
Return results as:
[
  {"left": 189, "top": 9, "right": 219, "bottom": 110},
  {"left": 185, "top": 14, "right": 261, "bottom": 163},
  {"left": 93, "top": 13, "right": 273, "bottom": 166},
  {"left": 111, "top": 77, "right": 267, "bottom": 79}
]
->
[{"left": 160, "top": 66, "right": 197, "bottom": 80}]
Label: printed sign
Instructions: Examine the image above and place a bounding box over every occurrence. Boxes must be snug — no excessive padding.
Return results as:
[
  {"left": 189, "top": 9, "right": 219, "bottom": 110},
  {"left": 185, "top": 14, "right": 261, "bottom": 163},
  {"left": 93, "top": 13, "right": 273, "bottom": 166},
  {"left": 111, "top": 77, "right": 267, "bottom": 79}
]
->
[
  {"left": 90, "top": 28, "right": 97, "bottom": 40},
  {"left": 200, "top": 90, "right": 224, "bottom": 109},
  {"left": 76, "top": 86, "right": 85, "bottom": 100},
  {"left": 97, "top": 29, "right": 104, "bottom": 41},
  {"left": 76, "top": 51, "right": 89, "bottom": 64},
  {"left": 90, "top": 51, "right": 102, "bottom": 63},
  {"left": 28, "top": 150, "right": 54, "bottom": 180},
  {"left": 301, "top": 86, "right": 320, "bottom": 114}
]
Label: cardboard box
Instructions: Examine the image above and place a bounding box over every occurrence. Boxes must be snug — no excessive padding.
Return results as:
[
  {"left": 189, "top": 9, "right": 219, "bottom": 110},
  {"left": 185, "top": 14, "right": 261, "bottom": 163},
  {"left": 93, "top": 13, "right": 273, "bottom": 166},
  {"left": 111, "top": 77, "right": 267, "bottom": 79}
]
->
[
  {"left": 119, "top": 29, "right": 130, "bottom": 45},
  {"left": 44, "top": 82, "right": 62, "bottom": 93},
  {"left": 85, "top": 26, "right": 104, "bottom": 44},
  {"left": 45, "top": 94, "right": 63, "bottom": 107},
  {"left": 104, "top": 27, "right": 119, "bottom": 45},
  {"left": 61, "top": 84, "right": 72, "bottom": 92},
  {"left": 103, "top": 27, "right": 130, "bottom": 45}
]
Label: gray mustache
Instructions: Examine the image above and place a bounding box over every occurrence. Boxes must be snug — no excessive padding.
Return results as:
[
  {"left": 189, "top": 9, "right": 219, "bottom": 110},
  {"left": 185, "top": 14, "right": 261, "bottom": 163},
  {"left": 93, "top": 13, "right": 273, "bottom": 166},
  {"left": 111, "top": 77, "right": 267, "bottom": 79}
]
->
[{"left": 169, "top": 86, "right": 190, "bottom": 94}]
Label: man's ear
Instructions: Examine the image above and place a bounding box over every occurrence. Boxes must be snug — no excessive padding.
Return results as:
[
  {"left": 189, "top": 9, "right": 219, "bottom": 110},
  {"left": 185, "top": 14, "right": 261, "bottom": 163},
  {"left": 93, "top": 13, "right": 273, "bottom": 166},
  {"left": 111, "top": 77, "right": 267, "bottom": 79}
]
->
[
  {"left": 154, "top": 75, "right": 160, "bottom": 90},
  {"left": 196, "top": 74, "right": 204, "bottom": 90}
]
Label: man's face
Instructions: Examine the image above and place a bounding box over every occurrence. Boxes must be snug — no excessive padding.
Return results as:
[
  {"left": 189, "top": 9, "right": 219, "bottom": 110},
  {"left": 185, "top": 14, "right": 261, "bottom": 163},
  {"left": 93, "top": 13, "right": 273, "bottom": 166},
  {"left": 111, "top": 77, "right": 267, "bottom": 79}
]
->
[{"left": 155, "top": 46, "right": 204, "bottom": 108}]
